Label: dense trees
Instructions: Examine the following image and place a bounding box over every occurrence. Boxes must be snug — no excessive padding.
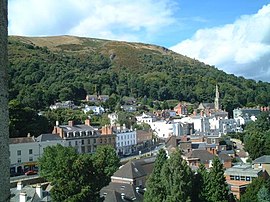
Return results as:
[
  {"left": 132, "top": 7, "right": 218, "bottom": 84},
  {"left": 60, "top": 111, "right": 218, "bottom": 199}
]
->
[
  {"left": 243, "top": 112, "right": 270, "bottom": 159},
  {"left": 144, "top": 149, "right": 167, "bottom": 202},
  {"left": 8, "top": 36, "right": 270, "bottom": 115},
  {"left": 38, "top": 144, "right": 119, "bottom": 201},
  {"left": 145, "top": 150, "right": 230, "bottom": 202}
]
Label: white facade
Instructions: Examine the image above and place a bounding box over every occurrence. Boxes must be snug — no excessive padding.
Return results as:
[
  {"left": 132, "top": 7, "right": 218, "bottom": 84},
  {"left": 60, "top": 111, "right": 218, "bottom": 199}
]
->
[
  {"left": 83, "top": 105, "right": 105, "bottom": 115},
  {"left": 10, "top": 136, "right": 64, "bottom": 173},
  {"left": 150, "top": 120, "right": 174, "bottom": 139},
  {"left": 135, "top": 112, "right": 156, "bottom": 125},
  {"left": 115, "top": 128, "right": 137, "bottom": 155},
  {"left": 108, "top": 113, "right": 118, "bottom": 125}
]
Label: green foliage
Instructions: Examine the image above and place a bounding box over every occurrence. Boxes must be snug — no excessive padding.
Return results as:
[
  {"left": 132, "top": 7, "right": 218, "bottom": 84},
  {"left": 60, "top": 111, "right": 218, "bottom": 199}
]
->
[
  {"left": 240, "top": 177, "right": 267, "bottom": 202},
  {"left": 257, "top": 186, "right": 270, "bottom": 202},
  {"left": 144, "top": 149, "right": 167, "bottom": 202},
  {"left": 161, "top": 150, "right": 193, "bottom": 202},
  {"left": 207, "top": 157, "right": 229, "bottom": 202},
  {"left": 92, "top": 145, "right": 121, "bottom": 190},
  {"left": 9, "top": 99, "right": 50, "bottom": 137},
  {"left": 193, "top": 164, "right": 210, "bottom": 202},
  {"left": 243, "top": 112, "right": 270, "bottom": 159},
  {"left": 38, "top": 144, "right": 120, "bottom": 201},
  {"left": 8, "top": 36, "right": 270, "bottom": 116}
]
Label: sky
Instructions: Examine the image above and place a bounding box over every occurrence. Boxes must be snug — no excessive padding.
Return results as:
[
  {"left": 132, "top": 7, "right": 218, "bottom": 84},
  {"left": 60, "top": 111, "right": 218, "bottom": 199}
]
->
[{"left": 8, "top": 0, "right": 270, "bottom": 82}]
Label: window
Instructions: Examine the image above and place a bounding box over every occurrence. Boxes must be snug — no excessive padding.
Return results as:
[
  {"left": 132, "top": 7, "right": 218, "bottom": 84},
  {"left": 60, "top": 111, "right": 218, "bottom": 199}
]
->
[
  {"left": 29, "top": 157, "right": 33, "bottom": 162},
  {"left": 88, "top": 139, "right": 90, "bottom": 144},
  {"left": 75, "top": 141, "right": 78, "bottom": 146},
  {"left": 246, "top": 177, "right": 251, "bottom": 181},
  {"left": 94, "top": 139, "right": 96, "bottom": 143},
  {"left": 82, "top": 140, "right": 84, "bottom": 145},
  {"left": 240, "top": 176, "right": 245, "bottom": 181},
  {"left": 235, "top": 176, "right": 240, "bottom": 181},
  {"left": 230, "top": 175, "right": 234, "bottom": 180},
  {"left": 69, "top": 141, "right": 72, "bottom": 146},
  {"left": 17, "top": 158, "right": 21, "bottom": 163},
  {"left": 17, "top": 150, "right": 21, "bottom": 156},
  {"left": 29, "top": 149, "right": 33, "bottom": 155}
]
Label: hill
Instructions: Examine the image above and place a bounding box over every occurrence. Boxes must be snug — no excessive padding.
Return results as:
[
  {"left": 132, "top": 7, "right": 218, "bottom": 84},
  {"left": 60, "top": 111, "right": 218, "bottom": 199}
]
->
[{"left": 8, "top": 35, "right": 270, "bottom": 113}]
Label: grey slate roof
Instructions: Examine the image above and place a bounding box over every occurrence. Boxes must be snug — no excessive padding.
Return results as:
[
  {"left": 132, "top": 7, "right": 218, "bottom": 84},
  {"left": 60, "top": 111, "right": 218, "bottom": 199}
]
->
[
  {"left": 113, "top": 161, "right": 146, "bottom": 179},
  {"left": 101, "top": 182, "right": 144, "bottom": 202},
  {"left": 187, "top": 149, "right": 215, "bottom": 164},
  {"left": 10, "top": 137, "right": 35, "bottom": 144},
  {"left": 253, "top": 155, "right": 270, "bottom": 164},
  {"left": 59, "top": 124, "right": 96, "bottom": 133},
  {"left": 225, "top": 164, "right": 262, "bottom": 177},
  {"left": 36, "top": 134, "right": 63, "bottom": 142}
]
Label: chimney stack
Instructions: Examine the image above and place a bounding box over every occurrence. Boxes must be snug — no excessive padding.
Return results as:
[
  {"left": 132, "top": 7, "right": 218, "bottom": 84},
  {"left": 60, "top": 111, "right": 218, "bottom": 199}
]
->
[
  {"left": 56, "top": 120, "right": 59, "bottom": 126},
  {"left": 17, "top": 181, "right": 23, "bottom": 190},
  {"left": 19, "top": 192, "right": 27, "bottom": 202},
  {"left": 121, "top": 193, "right": 125, "bottom": 200},
  {"left": 36, "top": 184, "right": 43, "bottom": 198},
  {"left": 68, "top": 120, "right": 74, "bottom": 127},
  {"left": 85, "top": 119, "right": 91, "bottom": 126}
]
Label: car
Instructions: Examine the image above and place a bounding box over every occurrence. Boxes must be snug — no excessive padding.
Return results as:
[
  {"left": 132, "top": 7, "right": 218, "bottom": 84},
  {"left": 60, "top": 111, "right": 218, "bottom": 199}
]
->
[{"left": 24, "top": 170, "right": 37, "bottom": 176}]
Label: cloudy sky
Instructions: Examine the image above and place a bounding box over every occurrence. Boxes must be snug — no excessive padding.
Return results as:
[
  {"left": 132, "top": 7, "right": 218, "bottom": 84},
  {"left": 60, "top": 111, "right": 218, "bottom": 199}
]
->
[{"left": 8, "top": 0, "right": 270, "bottom": 82}]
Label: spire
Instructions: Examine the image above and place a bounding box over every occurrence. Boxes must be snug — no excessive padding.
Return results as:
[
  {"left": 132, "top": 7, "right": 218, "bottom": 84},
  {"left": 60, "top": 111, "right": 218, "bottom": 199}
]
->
[{"left": 215, "top": 84, "right": 219, "bottom": 111}]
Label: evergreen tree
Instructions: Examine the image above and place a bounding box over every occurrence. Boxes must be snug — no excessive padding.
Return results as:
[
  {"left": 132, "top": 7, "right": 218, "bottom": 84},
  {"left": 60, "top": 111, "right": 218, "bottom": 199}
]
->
[
  {"left": 144, "top": 149, "right": 168, "bottom": 202},
  {"left": 257, "top": 186, "right": 270, "bottom": 202},
  {"left": 207, "top": 157, "right": 229, "bottom": 202},
  {"left": 161, "top": 149, "right": 193, "bottom": 202},
  {"left": 193, "top": 164, "right": 210, "bottom": 202},
  {"left": 240, "top": 177, "right": 266, "bottom": 202}
]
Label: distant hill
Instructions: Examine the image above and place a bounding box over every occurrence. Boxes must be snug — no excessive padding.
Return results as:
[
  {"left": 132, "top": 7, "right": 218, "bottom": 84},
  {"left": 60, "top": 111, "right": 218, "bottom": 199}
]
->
[{"left": 8, "top": 35, "right": 270, "bottom": 113}]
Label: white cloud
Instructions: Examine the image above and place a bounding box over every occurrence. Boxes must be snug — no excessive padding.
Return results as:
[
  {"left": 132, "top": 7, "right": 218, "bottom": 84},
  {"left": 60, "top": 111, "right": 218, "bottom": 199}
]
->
[
  {"left": 170, "top": 4, "right": 270, "bottom": 82},
  {"left": 8, "top": 0, "right": 176, "bottom": 43}
]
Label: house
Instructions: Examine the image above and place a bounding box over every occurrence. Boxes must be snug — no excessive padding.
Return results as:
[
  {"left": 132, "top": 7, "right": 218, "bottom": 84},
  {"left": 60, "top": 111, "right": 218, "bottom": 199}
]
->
[
  {"left": 100, "top": 157, "right": 155, "bottom": 201},
  {"left": 108, "top": 113, "right": 118, "bottom": 125},
  {"left": 183, "top": 149, "right": 232, "bottom": 169},
  {"left": 136, "top": 130, "right": 153, "bottom": 149},
  {"left": 9, "top": 134, "right": 64, "bottom": 175},
  {"left": 49, "top": 100, "right": 75, "bottom": 110},
  {"left": 166, "top": 135, "right": 192, "bottom": 153},
  {"left": 174, "top": 102, "right": 188, "bottom": 116},
  {"left": 121, "top": 105, "right": 137, "bottom": 112},
  {"left": 99, "top": 95, "right": 110, "bottom": 102},
  {"left": 86, "top": 95, "right": 98, "bottom": 102},
  {"left": 253, "top": 155, "right": 270, "bottom": 178},
  {"left": 52, "top": 119, "right": 116, "bottom": 154},
  {"left": 135, "top": 112, "right": 156, "bottom": 125},
  {"left": 224, "top": 164, "right": 263, "bottom": 199},
  {"left": 122, "top": 96, "right": 137, "bottom": 105},
  {"left": 83, "top": 105, "right": 105, "bottom": 115},
  {"left": 10, "top": 182, "right": 51, "bottom": 202}
]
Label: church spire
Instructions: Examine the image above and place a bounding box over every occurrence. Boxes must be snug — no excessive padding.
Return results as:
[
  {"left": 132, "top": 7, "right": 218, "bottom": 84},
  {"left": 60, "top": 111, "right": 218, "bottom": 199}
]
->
[{"left": 215, "top": 84, "right": 219, "bottom": 111}]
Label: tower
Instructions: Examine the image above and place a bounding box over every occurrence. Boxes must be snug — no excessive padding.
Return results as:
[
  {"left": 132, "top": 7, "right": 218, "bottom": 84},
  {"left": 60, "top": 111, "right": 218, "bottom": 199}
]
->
[
  {"left": 0, "top": 0, "right": 10, "bottom": 201},
  {"left": 214, "top": 84, "right": 219, "bottom": 111}
]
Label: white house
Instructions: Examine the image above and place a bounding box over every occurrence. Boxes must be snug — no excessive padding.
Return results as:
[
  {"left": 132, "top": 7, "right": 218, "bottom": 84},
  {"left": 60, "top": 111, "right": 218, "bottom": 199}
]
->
[
  {"left": 135, "top": 112, "right": 156, "bottom": 125},
  {"left": 108, "top": 113, "right": 118, "bottom": 125},
  {"left": 115, "top": 125, "right": 137, "bottom": 155},
  {"left": 83, "top": 105, "right": 105, "bottom": 115},
  {"left": 9, "top": 134, "right": 64, "bottom": 174}
]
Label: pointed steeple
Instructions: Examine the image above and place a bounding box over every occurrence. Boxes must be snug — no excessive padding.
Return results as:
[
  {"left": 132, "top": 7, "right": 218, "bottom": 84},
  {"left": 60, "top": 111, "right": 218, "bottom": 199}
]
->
[{"left": 215, "top": 84, "right": 219, "bottom": 111}]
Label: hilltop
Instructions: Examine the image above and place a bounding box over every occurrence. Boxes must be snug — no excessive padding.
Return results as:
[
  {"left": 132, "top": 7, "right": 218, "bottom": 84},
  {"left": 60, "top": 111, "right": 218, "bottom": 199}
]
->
[{"left": 8, "top": 35, "right": 270, "bottom": 113}]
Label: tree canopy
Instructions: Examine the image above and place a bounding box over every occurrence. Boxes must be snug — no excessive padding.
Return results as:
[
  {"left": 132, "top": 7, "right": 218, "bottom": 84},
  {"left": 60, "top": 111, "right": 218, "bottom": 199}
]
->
[{"left": 38, "top": 144, "right": 120, "bottom": 201}]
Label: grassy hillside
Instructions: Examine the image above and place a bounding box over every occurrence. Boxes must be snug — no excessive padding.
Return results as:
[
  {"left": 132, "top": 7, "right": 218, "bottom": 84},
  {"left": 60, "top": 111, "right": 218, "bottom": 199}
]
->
[{"left": 8, "top": 35, "right": 270, "bottom": 113}]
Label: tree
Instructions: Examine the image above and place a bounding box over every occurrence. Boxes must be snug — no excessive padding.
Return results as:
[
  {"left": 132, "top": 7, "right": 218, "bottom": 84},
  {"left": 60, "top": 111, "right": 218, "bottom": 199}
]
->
[
  {"left": 144, "top": 149, "right": 168, "bottom": 202},
  {"left": 240, "top": 177, "right": 266, "bottom": 202},
  {"left": 193, "top": 164, "right": 210, "bottom": 202},
  {"left": 0, "top": 0, "right": 10, "bottom": 200},
  {"left": 257, "top": 186, "right": 270, "bottom": 202},
  {"left": 92, "top": 145, "right": 120, "bottom": 190},
  {"left": 161, "top": 149, "right": 193, "bottom": 202},
  {"left": 207, "top": 157, "right": 229, "bottom": 202},
  {"left": 39, "top": 145, "right": 98, "bottom": 201}
]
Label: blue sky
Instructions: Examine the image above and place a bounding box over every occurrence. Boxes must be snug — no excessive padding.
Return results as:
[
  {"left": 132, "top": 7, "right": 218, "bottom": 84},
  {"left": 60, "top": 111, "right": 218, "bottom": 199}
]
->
[{"left": 8, "top": 0, "right": 270, "bottom": 82}]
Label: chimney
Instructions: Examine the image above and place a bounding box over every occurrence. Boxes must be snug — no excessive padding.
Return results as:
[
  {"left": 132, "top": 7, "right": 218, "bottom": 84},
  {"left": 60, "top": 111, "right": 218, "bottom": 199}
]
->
[
  {"left": 121, "top": 193, "right": 125, "bottom": 200},
  {"left": 19, "top": 192, "right": 27, "bottom": 202},
  {"left": 36, "top": 184, "right": 43, "bottom": 198},
  {"left": 17, "top": 181, "right": 23, "bottom": 190},
  {"left": 27, "top": 133, "right": 31, "bottom": 137},
  {"left": 56, "top": 120, "right": 59, "bottom": 126},
  {"left": 85, "top": 119, "right": 91, "bottom": 126},
  {"left": 68, "top": 120, "right": 74, "bottom": 127}
]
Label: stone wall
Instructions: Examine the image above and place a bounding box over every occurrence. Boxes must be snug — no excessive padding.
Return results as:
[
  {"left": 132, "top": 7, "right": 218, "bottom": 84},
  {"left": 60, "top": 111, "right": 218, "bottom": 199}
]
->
[{"left": 0, "top": 0, "right": 10, "bottom": 201}]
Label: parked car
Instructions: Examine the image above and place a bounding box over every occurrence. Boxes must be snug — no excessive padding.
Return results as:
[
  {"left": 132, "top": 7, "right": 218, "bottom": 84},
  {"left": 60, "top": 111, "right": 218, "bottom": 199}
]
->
[{"left": 24, "top": 170, "right": 37, "bottom": 176}]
